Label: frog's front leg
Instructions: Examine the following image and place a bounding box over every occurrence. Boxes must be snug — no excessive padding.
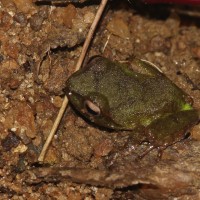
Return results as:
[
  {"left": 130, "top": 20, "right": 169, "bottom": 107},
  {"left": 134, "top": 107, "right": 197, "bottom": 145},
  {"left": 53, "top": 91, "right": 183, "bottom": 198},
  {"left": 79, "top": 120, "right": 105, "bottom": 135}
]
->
[{"left": 142, "top": 109, "right": 199, "bottom": 157}]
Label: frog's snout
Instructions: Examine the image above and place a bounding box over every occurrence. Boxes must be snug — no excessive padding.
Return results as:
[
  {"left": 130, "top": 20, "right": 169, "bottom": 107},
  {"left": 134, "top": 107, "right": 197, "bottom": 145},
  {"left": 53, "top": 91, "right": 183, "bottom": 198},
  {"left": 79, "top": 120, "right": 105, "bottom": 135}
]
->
[{"left": 63, "top": 84, "right": 70, "bottom": 96}]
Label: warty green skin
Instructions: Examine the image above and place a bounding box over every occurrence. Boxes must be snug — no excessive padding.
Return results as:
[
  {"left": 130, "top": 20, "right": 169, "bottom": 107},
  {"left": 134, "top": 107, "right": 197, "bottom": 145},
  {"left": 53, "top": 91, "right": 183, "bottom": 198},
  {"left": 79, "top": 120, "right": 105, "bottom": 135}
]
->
[{"left": 65, "top": 56, "right": 199, "bottom": 151}]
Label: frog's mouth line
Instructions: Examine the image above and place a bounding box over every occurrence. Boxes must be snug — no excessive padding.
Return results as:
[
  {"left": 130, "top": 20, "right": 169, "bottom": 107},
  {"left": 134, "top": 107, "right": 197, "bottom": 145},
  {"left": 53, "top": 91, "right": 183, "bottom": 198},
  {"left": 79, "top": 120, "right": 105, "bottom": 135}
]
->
[{"left": 66, "top": 89, "right": 128, "bottom": 130}]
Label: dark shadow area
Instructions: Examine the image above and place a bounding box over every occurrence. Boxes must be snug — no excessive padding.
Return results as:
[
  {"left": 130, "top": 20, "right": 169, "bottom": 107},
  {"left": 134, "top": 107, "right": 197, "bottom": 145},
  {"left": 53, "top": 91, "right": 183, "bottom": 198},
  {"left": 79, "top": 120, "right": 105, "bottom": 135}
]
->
[{"left": 35, "top": 0, "right": 101, "bottom": 8}]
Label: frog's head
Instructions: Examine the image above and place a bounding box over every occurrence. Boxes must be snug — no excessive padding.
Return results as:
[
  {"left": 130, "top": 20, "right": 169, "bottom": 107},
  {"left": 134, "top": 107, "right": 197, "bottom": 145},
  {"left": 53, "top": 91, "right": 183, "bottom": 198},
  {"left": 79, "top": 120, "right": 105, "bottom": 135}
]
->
[{"left": 65, "top": 56, "right": 125, "bottom": 129}]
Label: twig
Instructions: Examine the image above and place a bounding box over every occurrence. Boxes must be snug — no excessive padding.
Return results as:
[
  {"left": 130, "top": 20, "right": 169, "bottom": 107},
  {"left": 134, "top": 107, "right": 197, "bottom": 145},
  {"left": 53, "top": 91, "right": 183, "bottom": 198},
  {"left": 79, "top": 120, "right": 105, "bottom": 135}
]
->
[
  {"left": 75, "top": 0, "right": 108, "bottom": 70},
  {"left": 102, "top": 33, "right": 111, "bottom": 53},
  {"left": 38, "top": 0, "right": 109, "bottom": 162}
]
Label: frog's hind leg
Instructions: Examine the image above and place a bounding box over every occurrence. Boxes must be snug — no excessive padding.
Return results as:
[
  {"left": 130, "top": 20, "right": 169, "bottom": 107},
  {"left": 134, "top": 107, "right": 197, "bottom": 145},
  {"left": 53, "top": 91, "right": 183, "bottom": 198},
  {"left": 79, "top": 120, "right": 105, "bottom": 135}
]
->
[
  {"left": 145, "top": 109, "right": 199, "bottom": 156},
  {"left": 130, "top": 58, "right": 163, "bottom": 77}
]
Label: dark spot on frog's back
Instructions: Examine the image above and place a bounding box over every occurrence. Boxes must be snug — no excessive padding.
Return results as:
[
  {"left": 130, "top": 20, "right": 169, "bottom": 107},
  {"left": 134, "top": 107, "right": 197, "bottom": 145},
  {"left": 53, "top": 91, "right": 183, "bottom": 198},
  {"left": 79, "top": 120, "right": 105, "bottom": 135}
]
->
[
  {"left": 86, "top": 56, "right": 110, "bottom": 73},
  {"left": 76, "top": 57, "right": 111, "bottom": 86}
]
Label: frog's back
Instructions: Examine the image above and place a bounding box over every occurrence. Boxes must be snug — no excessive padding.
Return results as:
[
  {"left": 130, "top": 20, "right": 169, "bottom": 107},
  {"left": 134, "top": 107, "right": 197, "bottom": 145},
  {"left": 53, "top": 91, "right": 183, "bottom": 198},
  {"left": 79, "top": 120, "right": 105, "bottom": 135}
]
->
[{"left": 90, "top": 57, "right": 189, "bottom": 128}]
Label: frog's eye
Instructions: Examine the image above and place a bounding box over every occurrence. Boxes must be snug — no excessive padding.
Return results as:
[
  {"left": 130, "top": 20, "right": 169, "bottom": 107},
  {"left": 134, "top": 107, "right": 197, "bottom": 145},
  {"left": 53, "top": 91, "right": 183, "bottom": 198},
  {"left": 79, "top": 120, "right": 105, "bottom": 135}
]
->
[{"left": 84, "top": 100, "right": 101, "bottom": 116}]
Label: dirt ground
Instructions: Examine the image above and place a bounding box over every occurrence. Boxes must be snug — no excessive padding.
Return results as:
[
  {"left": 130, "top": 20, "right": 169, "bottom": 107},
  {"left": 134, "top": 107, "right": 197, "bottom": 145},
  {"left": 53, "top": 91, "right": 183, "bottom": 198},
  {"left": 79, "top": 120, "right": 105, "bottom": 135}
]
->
[{"left": 0, "top": 0, "right": 200, "bottom": 199}]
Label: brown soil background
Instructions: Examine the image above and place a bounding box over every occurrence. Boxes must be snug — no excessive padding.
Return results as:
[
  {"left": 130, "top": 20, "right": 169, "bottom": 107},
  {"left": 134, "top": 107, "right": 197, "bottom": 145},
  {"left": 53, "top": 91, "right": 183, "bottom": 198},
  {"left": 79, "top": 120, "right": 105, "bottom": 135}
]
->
[{"left": 0, "top": 0, "right": 200, "bottom": 199}]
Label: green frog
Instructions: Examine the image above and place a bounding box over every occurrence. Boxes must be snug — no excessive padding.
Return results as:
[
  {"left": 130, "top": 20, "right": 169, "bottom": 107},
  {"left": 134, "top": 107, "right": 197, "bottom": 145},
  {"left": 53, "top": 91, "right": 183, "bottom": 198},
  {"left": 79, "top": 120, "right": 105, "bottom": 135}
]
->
[{"left": 65, "top": 56, "right": 199, "bottom": 156}]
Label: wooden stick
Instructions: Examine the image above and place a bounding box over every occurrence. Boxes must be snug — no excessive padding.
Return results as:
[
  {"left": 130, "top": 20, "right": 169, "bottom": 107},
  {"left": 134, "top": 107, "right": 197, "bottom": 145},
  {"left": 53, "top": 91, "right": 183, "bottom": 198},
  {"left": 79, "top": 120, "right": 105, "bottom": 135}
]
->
[{"left": 38, "top": 0, "right": 109, "bottom": 162}]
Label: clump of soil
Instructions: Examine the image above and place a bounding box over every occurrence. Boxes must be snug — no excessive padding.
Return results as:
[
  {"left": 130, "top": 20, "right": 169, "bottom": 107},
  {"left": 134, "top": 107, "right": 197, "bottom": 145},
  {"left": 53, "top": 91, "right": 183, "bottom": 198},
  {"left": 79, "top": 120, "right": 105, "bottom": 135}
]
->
[{"left": 0, "top": 0, "right": 200, "bottom": 199}]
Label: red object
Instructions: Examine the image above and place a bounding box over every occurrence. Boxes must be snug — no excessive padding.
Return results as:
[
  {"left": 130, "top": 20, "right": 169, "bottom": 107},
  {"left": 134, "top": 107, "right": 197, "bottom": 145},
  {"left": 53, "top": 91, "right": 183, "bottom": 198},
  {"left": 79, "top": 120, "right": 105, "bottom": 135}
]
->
[{"left": 143, "top": 0, "right": 200, "bottom": 4}]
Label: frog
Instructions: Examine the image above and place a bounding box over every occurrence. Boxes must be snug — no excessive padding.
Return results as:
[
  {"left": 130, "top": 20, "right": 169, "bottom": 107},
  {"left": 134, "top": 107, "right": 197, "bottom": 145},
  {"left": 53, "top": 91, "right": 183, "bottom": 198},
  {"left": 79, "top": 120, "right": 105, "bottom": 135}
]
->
[{"left": 65, "top": 56, "right": 199, "bottom": 157}]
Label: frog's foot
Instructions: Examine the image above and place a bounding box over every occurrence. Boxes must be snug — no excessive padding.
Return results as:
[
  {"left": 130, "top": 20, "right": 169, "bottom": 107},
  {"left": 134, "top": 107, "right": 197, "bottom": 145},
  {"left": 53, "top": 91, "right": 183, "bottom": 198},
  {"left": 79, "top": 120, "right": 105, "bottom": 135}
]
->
[
  {"left": 137, "top": 143, "right": 167, "bottom": 160},
  {"left": 137, "top": 145, "right": 156, "bottom": 159}
]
